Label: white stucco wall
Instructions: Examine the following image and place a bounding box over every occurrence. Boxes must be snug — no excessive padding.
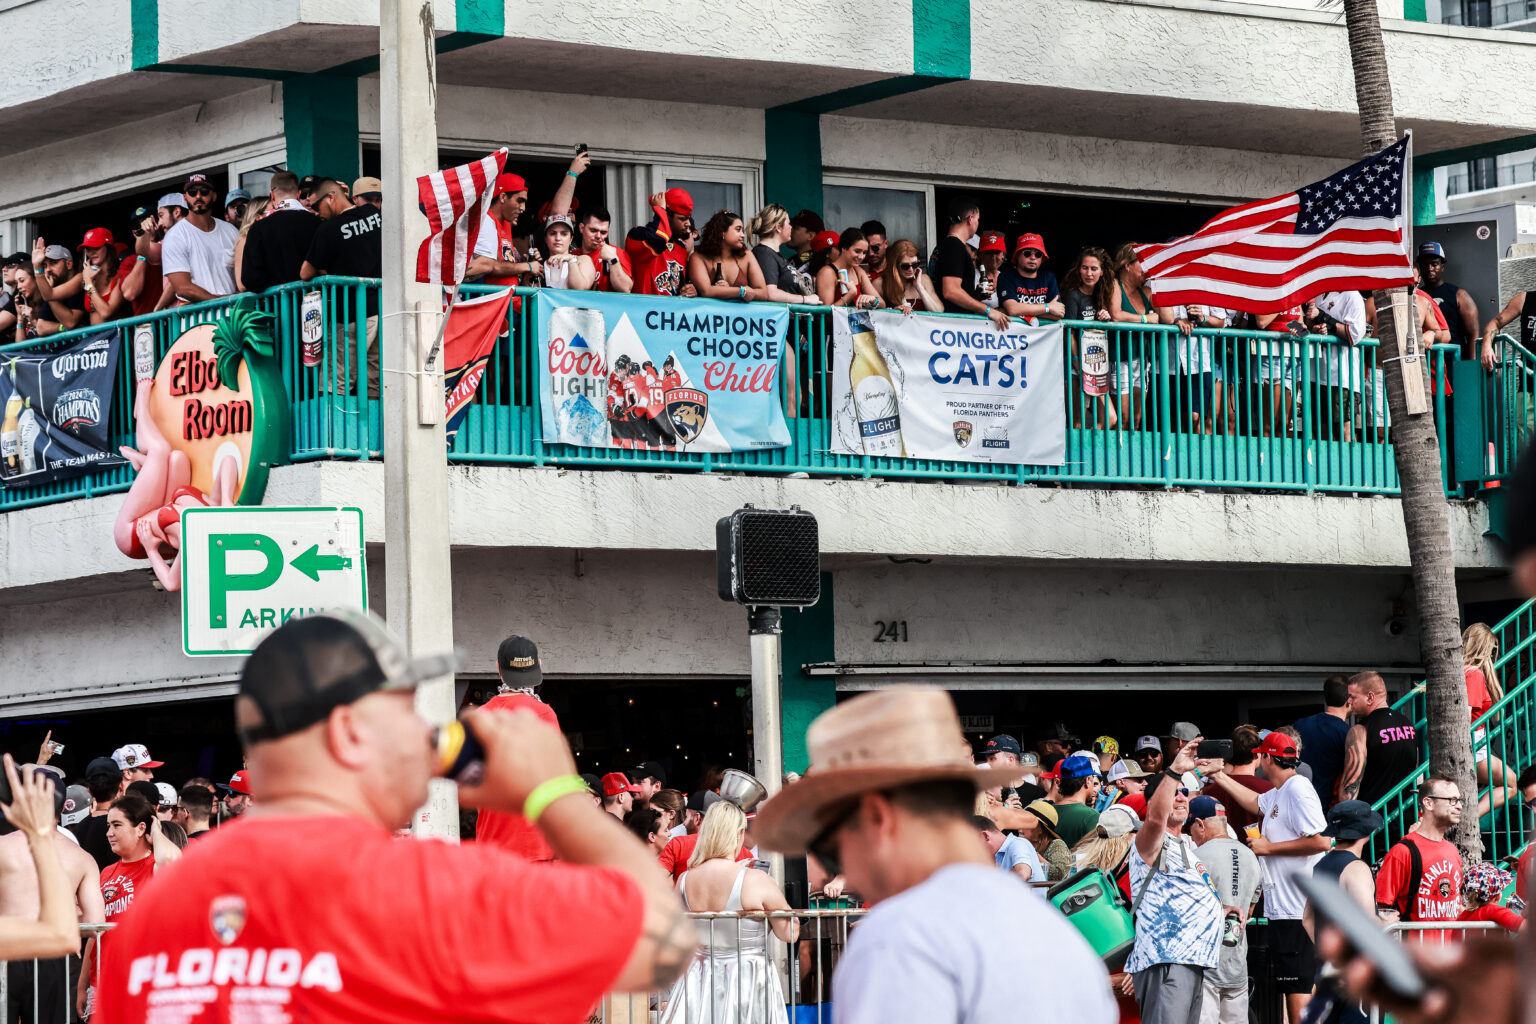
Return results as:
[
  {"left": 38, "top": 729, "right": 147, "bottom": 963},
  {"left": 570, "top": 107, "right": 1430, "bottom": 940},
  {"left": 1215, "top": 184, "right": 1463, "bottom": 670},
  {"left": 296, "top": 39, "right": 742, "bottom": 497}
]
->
[{"left": 0, "top": 461, "right": 1499, "bottom": 599}]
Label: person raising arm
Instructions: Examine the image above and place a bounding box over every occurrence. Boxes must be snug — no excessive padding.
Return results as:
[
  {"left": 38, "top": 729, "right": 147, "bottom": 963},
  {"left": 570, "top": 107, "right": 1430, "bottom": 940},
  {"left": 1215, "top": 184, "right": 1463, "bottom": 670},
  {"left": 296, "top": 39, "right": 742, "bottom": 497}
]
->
[{"left": 0, "top": 755, "right": 79, "bottom": 960}]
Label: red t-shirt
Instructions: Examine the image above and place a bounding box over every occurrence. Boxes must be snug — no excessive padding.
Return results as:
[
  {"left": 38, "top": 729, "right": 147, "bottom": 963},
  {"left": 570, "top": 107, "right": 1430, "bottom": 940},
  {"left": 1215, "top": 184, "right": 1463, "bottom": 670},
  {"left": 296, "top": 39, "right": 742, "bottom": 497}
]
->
[
  {"left": 1375, "top": 832, "right": 1463, "bottom": 941},
  {"left": 1220, "top": 774, "right": 1274, "bottom": 836},
  {"left": 484, "top": 216, "right": 521, "bottom": 287},
  {"left": 1465, "top": 667, "right": 1494, "bottom": 722},
  {"left": 627, "top": 240, "right": 687, "bottom": 297},
  {"left": 94, "top": 815, "right": 643, "bottom": 1024},
  {"left": 586, "top": 248, "right": 632, "bottom": 292},
  {"left": 658, "top": 834, "right": 754, "bottom": 881},
  {"left": 1460, "top": 904, "right": 1523, "bottom": 932},
  {"left": 112, "top": 258, "right": 163, "bottom": 317},
  {"left": 101, "top": 855, "right": 157, "bottom": 922},
  {"left": 472, "top": 693, "right": 560, "bottom": 861}
]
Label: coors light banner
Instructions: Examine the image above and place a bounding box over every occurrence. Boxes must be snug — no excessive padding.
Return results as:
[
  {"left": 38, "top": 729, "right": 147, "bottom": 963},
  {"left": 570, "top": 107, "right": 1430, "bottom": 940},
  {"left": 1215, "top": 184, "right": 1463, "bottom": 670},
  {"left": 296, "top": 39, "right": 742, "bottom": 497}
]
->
[
  {"left": 536, "top": 290, "right": 791, "bottom": 453},
  {"left": 0, "top": 329, "right": 126, "bottom": 487}
]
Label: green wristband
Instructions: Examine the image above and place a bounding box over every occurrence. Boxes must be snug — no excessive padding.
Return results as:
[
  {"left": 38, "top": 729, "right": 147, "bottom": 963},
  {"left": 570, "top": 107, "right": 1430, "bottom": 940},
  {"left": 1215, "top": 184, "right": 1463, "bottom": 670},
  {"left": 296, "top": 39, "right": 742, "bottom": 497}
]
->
[{"left": 523, "top": 774, "right": 589, "bottom": 823}]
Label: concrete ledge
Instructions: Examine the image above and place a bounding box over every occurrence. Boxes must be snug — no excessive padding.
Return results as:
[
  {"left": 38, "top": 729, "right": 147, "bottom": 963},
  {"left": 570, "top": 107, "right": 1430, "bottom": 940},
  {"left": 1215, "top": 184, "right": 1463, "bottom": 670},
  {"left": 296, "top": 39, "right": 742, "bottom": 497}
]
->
[{"left": 0, "top": 461, "right": 1498, "bottom": 597}]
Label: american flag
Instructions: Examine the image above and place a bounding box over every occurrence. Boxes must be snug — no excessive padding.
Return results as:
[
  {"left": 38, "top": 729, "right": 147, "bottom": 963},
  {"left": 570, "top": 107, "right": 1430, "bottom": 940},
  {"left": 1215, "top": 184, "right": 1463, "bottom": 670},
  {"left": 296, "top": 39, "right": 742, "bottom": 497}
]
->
[
  {"left": 415, "top": 148, "right": 508, "bottom": 285},
  {"left": 1136, "top": 137, "right": 1414, "bottom": 314}
]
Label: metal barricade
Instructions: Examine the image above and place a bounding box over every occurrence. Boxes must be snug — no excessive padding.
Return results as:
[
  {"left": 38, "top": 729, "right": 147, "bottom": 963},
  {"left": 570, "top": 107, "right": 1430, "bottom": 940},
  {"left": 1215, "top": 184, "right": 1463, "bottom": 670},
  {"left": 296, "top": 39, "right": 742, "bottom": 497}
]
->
[
  {"left": 0, "top": 922, "right": 113, "bottom": 1024},
  {"left": 1358, "top": 920, "right": 1506, "bottom": 1024},
  {"left": 594, "top": 908, "right": 864, "bottom": 1023}
]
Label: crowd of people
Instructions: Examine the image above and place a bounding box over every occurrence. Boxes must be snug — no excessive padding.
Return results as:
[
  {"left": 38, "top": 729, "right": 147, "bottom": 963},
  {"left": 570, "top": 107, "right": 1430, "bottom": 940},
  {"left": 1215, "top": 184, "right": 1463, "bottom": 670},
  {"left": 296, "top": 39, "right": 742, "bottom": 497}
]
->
[
  {"left": 2, "top": 147, "right": 1518, "bottom": 447},
  {"left": 0, "top": 613, "right": 1523, "bottom": 1024}
]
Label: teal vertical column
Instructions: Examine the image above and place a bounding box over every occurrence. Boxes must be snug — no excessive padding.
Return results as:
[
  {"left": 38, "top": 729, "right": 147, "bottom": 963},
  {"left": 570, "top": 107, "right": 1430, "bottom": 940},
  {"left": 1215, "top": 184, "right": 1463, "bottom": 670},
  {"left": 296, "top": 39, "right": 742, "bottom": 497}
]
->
[
  {"left": 1402, "top": 0, "right": 1428, "bottom": 20},
  {"left": 913, "top": 0, "right": 971, "bottom": 78},
  {"left": 282, "top": 75, "right": 361, "bottom": 182},
  {"left": 780, "top": 573, "right": 836, "bottom": 774},
  {"left": 764, "top": 109, "right": 823, "bottom": 219},
  {"left": 1413, "top": 165, "right": 1437, "bottom": 226},
  {"left": 456, "top": 0, "right": 505, "bottom": 35},
  {"left": 131, "top": 0, "right": 159, "bottom": 68}
]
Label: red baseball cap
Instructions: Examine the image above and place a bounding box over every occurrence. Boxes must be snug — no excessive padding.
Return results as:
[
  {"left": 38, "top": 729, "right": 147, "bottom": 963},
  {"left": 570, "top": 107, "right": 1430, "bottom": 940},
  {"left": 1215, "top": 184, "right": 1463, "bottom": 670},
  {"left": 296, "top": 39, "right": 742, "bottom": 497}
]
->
[
  {"left": 1252, "top": 733, "right": 1299, "bottom": 759},
  {"left": 496, "top": 172, "right": 527, "bottom": 195},
  {"left": 978, "top": 231, "right": 1006, "bottom": 254},
  {"left": 664, "top": 187, "right": 694, "bottom": 217},
  {"left": 224, "top": 769, "right": 252, "bottom": 796},
  {"left": 1014, "top": 233, "right": 1048, "bottom": 258},
  {"left": 812, "top": 230, "right": 840, "bottom": 252},
  {"left": 602, "top": 772, "right": 641, "bottom": 797},
  {"left": 81, "top": 227, "right": 114, "bottom": 249}
]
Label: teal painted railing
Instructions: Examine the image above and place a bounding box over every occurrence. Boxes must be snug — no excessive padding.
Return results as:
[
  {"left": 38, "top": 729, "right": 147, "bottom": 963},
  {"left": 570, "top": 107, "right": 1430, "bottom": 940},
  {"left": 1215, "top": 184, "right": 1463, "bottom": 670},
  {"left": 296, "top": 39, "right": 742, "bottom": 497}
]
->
[
  {"left": 0, "top": 280, "right": 1506, "bottom": 508},
  {"left": 1369, "top": 597, "right": 1536, "bottom": 863}
]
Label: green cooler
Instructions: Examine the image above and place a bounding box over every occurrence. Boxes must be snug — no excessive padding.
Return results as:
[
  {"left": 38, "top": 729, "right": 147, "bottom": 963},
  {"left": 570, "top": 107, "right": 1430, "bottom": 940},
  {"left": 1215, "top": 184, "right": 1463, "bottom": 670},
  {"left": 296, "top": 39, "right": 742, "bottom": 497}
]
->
[{"left": 1048, "top": 867, "right": 1136, "bottom": 972}]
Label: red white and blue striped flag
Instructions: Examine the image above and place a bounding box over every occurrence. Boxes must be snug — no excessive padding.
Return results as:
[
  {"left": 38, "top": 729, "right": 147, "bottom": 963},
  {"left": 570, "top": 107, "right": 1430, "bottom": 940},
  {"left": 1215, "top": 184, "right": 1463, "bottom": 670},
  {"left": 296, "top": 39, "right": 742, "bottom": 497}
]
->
[
  {"left": 1135, "top": 137, "right": 1414, "bottom": 314},
  {"left": 415, "top": 148, "right": 507, "bottom": 285}
]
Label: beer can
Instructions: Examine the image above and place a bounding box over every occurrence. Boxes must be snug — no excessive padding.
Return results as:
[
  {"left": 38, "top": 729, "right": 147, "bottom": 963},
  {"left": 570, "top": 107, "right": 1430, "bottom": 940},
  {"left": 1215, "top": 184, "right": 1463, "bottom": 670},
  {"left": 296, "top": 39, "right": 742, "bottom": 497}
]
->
[
  {"left": 432, "top": 720, "right": 485, "bottom": 786},
  {"left": 300, "top": 290, "right": 324, "bottom": 368},
  {"left": 1080, "top": 329, "right": 1110, "bottom": 396},
  {"left": 133, "top": 324, "right": 156, "bottom": 382}
]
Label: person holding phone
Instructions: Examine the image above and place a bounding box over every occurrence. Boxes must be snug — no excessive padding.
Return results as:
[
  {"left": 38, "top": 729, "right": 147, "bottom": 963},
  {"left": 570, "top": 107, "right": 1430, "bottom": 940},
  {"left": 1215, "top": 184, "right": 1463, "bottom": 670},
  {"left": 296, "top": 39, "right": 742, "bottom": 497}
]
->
[{"left": 1202, "top": 732, "right": 1328, "bottom": 1024}]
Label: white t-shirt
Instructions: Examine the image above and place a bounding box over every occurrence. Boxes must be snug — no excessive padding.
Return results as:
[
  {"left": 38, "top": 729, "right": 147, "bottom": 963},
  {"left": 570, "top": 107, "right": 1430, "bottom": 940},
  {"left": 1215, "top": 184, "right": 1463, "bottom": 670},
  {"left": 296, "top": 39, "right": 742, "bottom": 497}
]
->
[
  {"left": 473, "top": 212, "right": 499, "bottom": 259},
  {"left": 833, "top": 862, "right": 1115, "bottom": 1024},
  {"left": 161, "top": 218, "right": 238, "bottom": 297},
  {"left": 1255, "top": 774, "right": 1327, "bottom": 919}
]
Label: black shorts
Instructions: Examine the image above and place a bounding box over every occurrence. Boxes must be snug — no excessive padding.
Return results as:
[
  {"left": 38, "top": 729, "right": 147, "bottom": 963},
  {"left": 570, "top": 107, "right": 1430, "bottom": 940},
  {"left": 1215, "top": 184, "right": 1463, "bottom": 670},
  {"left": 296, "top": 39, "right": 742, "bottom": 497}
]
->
[{"left": 1269, "top": 918, "right": 1317, "bottom": 993}]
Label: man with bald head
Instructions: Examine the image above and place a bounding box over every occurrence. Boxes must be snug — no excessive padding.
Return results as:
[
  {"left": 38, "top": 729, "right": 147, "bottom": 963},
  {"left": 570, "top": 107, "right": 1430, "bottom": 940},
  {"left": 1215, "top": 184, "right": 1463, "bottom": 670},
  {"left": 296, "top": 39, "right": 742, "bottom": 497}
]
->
[
  {"left": 95, "top": 611, "right": 695, "bottom": 1023},
  {"left": 1338, "top": 671, "right": 1419, "bottom": 806}
]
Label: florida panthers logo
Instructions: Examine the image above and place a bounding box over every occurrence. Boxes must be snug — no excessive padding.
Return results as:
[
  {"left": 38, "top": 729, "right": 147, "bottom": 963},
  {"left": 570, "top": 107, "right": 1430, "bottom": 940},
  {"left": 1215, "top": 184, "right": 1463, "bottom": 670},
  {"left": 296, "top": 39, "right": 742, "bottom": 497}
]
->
[
  {"left": 664, "top": 388, "right": 709, "bottom": 443},
  {"left": 210, "top": 894, "right": 247, "bottom": 945},
  {"left": 654, "top": 255, "right": 685, "bottom": 296},
  {"left": 953, "top": 420, "right": 973, "bottom": 447}
]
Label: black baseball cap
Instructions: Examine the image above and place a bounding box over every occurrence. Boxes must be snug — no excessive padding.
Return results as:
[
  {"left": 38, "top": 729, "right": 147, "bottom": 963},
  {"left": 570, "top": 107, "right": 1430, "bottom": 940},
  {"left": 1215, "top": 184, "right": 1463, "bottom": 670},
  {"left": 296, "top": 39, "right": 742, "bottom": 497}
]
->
[
  {"left": 631, "top": 761, "right": 665, "bottom": 785},
  {"left": 497, "top": 635, "right": 542, "bottom": 688},
  {"left": 580, "top": 773, "right": 602, "bottom": 795},
  {"left": 126, "top": 780, "right": 159, "bottom": 805},
  {"left": 236, "top": 611, "right": 458, "bottom": 745},
  {"left": 85, "top": 757, "right": 121, "bottom": 780},
  {"left": 686, "top": 790, "right": 722, "bottom": 814},
  {"left": 984, "top": 734, "right": 1022, "bottom": 757},
  {"left": 1322, "top": 800, "right": 1384, "bottom": 841}
]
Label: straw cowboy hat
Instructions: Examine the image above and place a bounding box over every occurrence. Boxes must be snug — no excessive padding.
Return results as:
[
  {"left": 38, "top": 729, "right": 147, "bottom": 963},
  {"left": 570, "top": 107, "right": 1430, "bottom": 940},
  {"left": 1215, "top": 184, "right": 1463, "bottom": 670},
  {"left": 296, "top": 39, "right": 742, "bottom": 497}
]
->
[{"left": 753, "top": 687, "right": 995, "bottom": 855}]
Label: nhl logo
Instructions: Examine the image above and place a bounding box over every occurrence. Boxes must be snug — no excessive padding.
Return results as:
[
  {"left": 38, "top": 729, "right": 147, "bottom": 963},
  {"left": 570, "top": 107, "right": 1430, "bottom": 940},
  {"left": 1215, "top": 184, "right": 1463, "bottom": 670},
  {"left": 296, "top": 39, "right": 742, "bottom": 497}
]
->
[
  {"left": 953, "top": 420, "right": 974, "bottom": 448},
  {"left": 664, "top": 387, "right": 709, "bottom": 443},
  {"left": 210, "top": 894, "right": 247, "bottom": 945}
]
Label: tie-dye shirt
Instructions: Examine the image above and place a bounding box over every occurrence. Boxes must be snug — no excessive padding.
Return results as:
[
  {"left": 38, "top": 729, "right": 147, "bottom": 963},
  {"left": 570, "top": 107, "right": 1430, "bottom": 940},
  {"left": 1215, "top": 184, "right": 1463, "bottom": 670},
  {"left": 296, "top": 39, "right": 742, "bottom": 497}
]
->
[{"left": 1125, "top": 834, "right": 1224, "bottom": 973}]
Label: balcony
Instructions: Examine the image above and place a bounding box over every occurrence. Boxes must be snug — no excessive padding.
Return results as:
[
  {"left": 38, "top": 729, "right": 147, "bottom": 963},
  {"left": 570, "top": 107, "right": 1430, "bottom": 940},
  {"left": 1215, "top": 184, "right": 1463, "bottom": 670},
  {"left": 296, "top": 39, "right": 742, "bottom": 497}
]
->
[{"left": 0, "top": 278, "right": 1523, "bottom": 517}]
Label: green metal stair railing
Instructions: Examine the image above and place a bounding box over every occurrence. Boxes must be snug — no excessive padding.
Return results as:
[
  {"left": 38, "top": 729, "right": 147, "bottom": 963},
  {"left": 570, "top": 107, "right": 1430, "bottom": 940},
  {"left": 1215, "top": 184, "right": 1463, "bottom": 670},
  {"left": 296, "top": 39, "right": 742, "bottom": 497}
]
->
[{"left": 1369, "top": 597, "right": 1536, "bottom": 863}]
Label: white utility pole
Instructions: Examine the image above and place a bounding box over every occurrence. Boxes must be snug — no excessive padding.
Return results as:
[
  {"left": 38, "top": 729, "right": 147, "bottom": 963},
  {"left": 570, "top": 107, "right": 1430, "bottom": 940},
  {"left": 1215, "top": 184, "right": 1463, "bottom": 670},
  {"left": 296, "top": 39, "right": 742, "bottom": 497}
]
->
[{"left": 380, "top": 0, "right": 458, "bottom": 839}]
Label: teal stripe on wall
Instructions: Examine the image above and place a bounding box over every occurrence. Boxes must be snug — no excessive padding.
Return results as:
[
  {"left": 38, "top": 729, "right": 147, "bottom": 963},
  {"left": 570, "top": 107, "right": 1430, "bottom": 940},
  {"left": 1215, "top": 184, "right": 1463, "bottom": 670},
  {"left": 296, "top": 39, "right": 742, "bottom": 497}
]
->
[
  {"left": 456, "top": 0, "right": 505, "bottom": 36},
  {"left": 912, "top": 0, "right": 970, "bottom": 78},
  {"left": 131, "top": 0, "right": 159, "bottom": 69}
]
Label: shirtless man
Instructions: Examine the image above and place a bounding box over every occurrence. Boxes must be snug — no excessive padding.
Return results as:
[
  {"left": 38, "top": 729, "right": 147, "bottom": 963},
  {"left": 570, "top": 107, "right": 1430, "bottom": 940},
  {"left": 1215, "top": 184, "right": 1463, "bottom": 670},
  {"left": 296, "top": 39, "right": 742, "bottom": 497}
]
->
[{"left": 0, "top": 782, "right": 106, "bottom": 1024}]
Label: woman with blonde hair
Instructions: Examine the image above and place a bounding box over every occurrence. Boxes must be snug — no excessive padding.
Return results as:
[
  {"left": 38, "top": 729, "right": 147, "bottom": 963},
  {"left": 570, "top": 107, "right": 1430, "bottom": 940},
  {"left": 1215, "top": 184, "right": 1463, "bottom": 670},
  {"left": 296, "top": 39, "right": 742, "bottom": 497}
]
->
[
  {"left": 662, "top": 801, "right": 798, "bottom": 1024},
  {"left": 1071, "top": 804, "right": 1140, "bottom": 884},
  {"left": 1464, "top": 622, "right": 1518, "bottom": 816},
  {"left": 747, "top": 204, "right": 816, "bottom": 418},
  {"left": 232, "top": 197, "right": 270, "bottom": 293}
]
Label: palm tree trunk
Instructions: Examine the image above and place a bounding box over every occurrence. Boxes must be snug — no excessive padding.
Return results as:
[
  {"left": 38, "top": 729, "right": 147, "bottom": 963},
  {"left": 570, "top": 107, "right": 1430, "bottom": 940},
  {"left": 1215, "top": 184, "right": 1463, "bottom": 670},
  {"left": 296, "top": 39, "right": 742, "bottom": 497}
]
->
[{"left": 1340, "top": 0, "right": 1480, "bottom": 864}]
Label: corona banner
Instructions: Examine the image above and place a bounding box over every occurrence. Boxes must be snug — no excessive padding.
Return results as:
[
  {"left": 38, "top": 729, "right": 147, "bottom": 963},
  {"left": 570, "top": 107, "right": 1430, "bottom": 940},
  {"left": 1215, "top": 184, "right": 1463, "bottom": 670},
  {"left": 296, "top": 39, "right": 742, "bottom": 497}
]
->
[
  {"left": 535, "top": 290, "right": 791, "bottom": 453},
  {"left": 114, "top": 303, "right": 292, "bottom": 591},
  {"left": 0, "top": 329, "right": 125, "bottom": 487},
  {"left": 830, "top": 310, "right": 1066, "bottom": 465}
]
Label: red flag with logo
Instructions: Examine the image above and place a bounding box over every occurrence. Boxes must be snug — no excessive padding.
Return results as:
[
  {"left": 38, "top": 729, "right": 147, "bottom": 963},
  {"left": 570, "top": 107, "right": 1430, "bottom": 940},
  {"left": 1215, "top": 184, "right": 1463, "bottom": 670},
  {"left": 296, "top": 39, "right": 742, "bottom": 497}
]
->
[
  {"left": 443, "top": 288, "right": 513, "bottom": 446},
  {"left": 415, "top": 148, "right": 507, "bottom": 285}
]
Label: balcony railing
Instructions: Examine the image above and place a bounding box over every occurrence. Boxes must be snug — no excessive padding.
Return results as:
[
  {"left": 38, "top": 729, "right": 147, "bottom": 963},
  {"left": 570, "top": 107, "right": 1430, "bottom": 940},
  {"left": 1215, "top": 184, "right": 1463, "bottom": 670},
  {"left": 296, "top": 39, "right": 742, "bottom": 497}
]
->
[{"left": 0, "top": 278, "right": 1511, "bottom": 513}]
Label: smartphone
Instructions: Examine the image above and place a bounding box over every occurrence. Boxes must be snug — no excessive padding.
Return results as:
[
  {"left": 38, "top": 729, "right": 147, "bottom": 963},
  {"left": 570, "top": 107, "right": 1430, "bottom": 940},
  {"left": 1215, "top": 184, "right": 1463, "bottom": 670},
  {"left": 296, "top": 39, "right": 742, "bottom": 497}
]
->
[
  {"left": 1297, "top": 872, "right": 1426, "bottom": 1002},
  {"left": 576, "top": 143, "right": 589, "bottom": 156},
  {"left": 1197, "top": 739, "right": 1233, "bottom": 761}
]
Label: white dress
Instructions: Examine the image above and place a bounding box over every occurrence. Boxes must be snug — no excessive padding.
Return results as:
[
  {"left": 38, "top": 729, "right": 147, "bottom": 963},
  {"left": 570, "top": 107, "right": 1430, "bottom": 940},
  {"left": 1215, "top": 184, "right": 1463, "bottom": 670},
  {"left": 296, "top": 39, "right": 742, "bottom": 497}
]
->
[{"left": 661, "top": 863, "right": 788, "bottom": 1024}]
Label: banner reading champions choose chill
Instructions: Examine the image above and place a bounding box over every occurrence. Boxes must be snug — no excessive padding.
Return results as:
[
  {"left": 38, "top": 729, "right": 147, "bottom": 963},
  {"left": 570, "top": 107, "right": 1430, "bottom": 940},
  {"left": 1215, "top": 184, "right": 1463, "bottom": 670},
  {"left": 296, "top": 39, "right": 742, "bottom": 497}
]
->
[
  {"left": 830, "top": 310, "right": 1065, "bottom": 465},
  {"left": 537, "top": 290, "right": 791, "bottom": 453}
]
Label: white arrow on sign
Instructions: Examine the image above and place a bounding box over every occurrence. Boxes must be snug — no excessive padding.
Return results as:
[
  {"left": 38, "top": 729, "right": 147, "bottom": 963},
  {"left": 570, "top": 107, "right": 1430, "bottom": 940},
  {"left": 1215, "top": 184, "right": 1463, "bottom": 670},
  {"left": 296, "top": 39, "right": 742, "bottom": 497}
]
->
[{"left": 180, "top": 506, "right": 368, "bottom": 657}]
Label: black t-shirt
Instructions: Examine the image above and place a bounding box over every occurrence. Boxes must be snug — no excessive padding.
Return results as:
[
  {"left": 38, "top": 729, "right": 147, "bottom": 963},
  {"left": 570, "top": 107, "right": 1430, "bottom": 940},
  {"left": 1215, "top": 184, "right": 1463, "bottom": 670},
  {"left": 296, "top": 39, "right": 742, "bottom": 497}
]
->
[
  {"left": 934, "top": 236, "right": 978, "bottom": 314},
  {"left": 241, "top": 208, "right": 321, "bottom": 294},
  {"left": 1358, "top": 706, "right": 1420, "bottom": 805},
  {"left": 1423, "top": 281, "right": 1466, "bottom": 351},
  {"left": 69, "top": 812, "right": 115, "bottom": 871},
  {"left": 753, "top": 243, "right": 807, "bottom": 297},
  {"left": 305, "top": 206, "right": 383, "bottom": 314},
  {"left": 1063, "top": 288, "right": 1099, "bottom": 322},
  {"left": 0, "top": 289, "right": 14, "bottom": 345}
]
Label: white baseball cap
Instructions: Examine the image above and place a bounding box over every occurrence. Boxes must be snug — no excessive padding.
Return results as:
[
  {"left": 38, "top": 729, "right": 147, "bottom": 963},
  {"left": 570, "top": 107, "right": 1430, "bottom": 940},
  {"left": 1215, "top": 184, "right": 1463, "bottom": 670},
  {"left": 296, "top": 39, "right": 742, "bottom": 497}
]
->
[
  {"left": 154, "top": 782, "right": 178, "bottom": 808},
  {"left": 1133, "top": 734, "right": 1162, "bottom": 754},
  {"left": 112, "top": 744, "right": 164, "bottom": 771}
]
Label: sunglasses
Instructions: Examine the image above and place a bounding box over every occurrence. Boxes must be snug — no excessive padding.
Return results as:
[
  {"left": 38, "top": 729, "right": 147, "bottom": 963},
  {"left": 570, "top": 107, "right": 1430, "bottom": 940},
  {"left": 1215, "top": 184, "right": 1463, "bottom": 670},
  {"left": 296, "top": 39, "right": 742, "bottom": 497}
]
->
[
  {"left": 185, "top": 186, "right": 214, "bottom": 197},
  {"left": 899, "top": 261, "right": 921, "bottom": 270},
  {"left": 807, "top": 800, "right": 860, "bottom": 878},
  {"left": 1019, "top": 250, "right": 1044, "bottom": 259}
]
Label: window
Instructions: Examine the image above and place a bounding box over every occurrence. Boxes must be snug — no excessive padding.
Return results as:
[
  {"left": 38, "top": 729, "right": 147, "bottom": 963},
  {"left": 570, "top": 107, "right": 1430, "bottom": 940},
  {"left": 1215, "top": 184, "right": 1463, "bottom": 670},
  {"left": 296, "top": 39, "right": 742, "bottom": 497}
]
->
[
  {"left": 666, "top": 179, "right": 742, "bottom": 220},
  {"left": 823, "top": 183, "right": 931, "bottom": 256}
]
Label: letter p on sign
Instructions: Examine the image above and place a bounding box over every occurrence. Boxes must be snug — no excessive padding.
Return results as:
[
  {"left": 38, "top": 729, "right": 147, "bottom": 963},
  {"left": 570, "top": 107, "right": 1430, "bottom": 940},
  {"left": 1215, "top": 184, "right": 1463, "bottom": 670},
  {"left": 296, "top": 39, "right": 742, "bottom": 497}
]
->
[{"left": 180, "top": 507, "right": 368, "bottom": 656}]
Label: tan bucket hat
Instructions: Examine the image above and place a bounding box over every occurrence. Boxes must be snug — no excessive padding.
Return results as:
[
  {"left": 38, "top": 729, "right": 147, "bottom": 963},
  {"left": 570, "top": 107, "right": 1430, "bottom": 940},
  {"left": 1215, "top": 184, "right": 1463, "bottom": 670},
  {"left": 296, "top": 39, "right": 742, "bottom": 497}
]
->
[{"left": 753, "top": 687, "right": 994, "bottom": 855}]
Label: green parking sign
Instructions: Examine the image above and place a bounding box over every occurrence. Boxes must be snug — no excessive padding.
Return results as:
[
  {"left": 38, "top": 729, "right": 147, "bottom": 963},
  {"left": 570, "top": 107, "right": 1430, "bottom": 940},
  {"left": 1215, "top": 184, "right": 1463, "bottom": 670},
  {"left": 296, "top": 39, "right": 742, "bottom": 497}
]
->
[{"left": 181, "top": 507, "right": 368, "bottom": 656}]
